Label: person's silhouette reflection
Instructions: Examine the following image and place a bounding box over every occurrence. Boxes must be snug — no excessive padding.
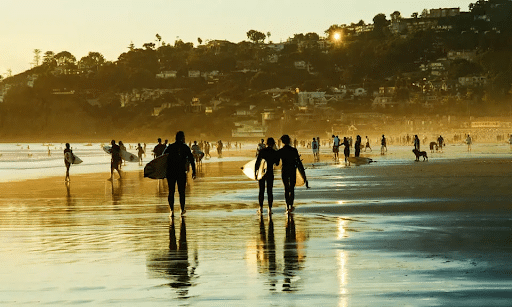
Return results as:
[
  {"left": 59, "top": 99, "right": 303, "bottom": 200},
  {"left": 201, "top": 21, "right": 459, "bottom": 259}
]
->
[
  {"left": 110, "top": 180, "right": 124, "bottom": 208},
  {"left": 166, "top": 217, "right": 196, "bottom": 297},
  {"left": 283, "top": 214, "right": 299, "bottom": 292},
  {"left": 256, "top": 215, "right": 277, "bottom": 291}
]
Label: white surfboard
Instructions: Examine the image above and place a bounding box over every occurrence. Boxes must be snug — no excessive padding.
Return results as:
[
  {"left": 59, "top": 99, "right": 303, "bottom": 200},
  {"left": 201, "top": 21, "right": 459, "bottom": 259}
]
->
[
  {"left": 64, "top": 152, "right": 83, "bottom": 164},
  {"left": 103, "top": 145, "right": 138, "bottom": 162},
  {"left": 144, "top": 154, "right": 168, "bottom": 179},
  {"left": 242, "top": 159, "right": 267, "bottom": 180}
]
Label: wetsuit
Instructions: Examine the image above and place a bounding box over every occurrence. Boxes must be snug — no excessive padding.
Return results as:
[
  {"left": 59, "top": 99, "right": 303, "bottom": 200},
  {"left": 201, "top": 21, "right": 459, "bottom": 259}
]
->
[
  {"left": 111, "top": 143, "right": 122, "bottom": 170},
  {"left": 153, "top": 143, "right": 166, "bottom": 157},
  {"left": 255, "top": 146, "right": 279, "bottom": 210},
  {"left": 278, "top": 145, "right": 302, "bottom": 210},
  {"left": 354, "top": 138, "right": 361, "bottom": 157},
  {"left": 163, "top": 142, "right": 196, "bottom": 212}
]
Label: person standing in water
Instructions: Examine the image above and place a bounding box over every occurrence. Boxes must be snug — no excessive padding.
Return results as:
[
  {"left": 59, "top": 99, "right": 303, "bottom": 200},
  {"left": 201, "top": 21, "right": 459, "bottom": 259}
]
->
[
  {"left": 255, "top": 137, "right": 280, "bottom": 215},
  {"left": 163, "top": 131, "right": 196, "bottom": 217},
  {"left": 437, "top": 135, "right": 444, "bottom": 152},
  {"left": 278, "top": 135, "right": 307, "bottom": 213},
  {"left": 381, "top": 135, "right": 387, "bottom": 155},
  {"left": 136, "top": 143, "right": 144, "bottom": 166},
  {"left": 311, "top": 138, "right": 319, "bottom": 162},
  {"left": 342, "top": 137, "right": 350, "bottom": 164},
  {"left": 354, "top": 135, "right": 362, "bottom": 157},
  {"left": 109, "top": 140, "right": 122, "bottom": 180},
  {"left": 64, "top": 143, "right": 74, "bottom": 182},
  {"left": 466, "top": 134, "right": 472, "bottom": 151}
]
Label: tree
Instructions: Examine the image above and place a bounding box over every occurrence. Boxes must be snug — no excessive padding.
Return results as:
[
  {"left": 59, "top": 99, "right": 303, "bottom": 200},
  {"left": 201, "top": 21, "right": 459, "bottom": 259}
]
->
[
  {"left": 373, "top": 13, "right": 390, "bottom": 38},
  {"left": 197, "top": 37, "right": 203, "bottom": 45},
  {"left": 79, "top": 52, "right": 106, "bottom": 71},
  {"left": 128, "top": 41, "right": 135, "bottom": 51},
  {"left": 246, "top": 30, "right": 266, "bottom": 44},
  {"left": 32, "top": 49, "right": 41, "bottom": 67},
  {"left": 143, "top": 42, "right": 156, "bottom": 50},
  {"left": 267, "top": 31, "right": 271, "bottom": 43},
  {"left": 420, "top": 9, "right": 429, "bottom": 18},
  {"left": 42, "top": 51, "right": 56, "bottom": 68},
  {"left": 411, "top": 12, "right": 419, "bottom": 18},
  {"left": 390, "top": 11, "right": 401, "bottom": 22},
  {"left": 54, "top": 51, "right": 76, "bottom": 67}
]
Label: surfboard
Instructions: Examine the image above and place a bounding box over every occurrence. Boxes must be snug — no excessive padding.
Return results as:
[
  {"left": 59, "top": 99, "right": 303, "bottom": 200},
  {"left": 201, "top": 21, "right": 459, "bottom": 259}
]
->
[
  {"left": 347, "top": 156, "right": 374, "bottom": 165},
  {"left": 242, "top": 159, "right": 267, "bottom": 180},
  {"left": 64, "top": 152, "right": 83, "bottom": 164},
  {"left": 144, "top": 154, "right": 168, "bottom": 179},
  {"left": 103, "top": 145, "right": 138, "bottom": 162},
  {"left": 295, "top": 160, "right": 307, "bottom": 187}
]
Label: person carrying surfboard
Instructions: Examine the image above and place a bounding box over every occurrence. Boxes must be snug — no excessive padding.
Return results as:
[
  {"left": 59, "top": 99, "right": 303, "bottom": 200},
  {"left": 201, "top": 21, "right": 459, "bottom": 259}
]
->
[
  {"left": 64, "top": 143, "right": 74, "bottom": 182},
  {"left": 255, "top": 137, "right": 280, "bottom": 215},
  {"left": 278, "top": 134, "right": 307, "bottom": 213},
  {"left": 163, "top": 131, "right": 196, "bottom": 217},
  {"left": 109, "top": 140, "right": 122, "bottom": 180}
]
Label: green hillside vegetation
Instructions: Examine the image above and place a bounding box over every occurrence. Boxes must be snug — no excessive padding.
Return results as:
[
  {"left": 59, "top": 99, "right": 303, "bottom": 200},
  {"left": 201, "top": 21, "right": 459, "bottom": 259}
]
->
[{"left": 2, "top": 0, "right": 512, "bottom": 141}]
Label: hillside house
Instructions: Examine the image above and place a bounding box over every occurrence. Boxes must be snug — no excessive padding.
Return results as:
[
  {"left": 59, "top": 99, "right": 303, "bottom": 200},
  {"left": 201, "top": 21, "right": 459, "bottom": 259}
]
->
[{"left": 156, "top": 71, "right": 177, "bottom": 79}]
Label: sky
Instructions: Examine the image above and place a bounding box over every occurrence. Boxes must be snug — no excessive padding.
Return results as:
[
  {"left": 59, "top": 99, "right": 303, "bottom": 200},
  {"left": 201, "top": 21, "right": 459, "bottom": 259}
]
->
[{"left": 1, "top": 0, "right": 475, "bottom": 76}]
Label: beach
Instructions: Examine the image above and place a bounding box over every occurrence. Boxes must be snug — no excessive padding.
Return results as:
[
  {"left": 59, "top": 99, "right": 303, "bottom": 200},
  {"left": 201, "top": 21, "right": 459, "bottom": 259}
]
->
[{"left": 1, "top": 143, "right": 512, "bottom": 306}]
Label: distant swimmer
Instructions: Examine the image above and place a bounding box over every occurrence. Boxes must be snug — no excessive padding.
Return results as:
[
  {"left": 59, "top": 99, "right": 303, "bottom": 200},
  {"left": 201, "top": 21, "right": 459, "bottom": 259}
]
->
[
  {"left": 332, "top": 135, "right": 340, "bottom": 162},
  {"left": 64, "top": 143, "right": 74, "bottom": 182},
  {"left": 136, "top": 143, "right": 144, "bottom": 166},
  {"left": 163, "top": 131, "right": 196, "bottom": 217},
  {"left": 364, "top": 136, "right": 372, "bottom": 152},
  {"left": 109, "top": 140, "right": 122, "bottom": 180},
  {"left": 355, "top": 135, "right": 362, "bottom": 157},
  {"left": 255, "top": 137, "right": 279, "bottom": 215},
  {"left": 380, "top": 135, "right": 387, "bottom": 155},
  {"left": 466, "top": 134, "right": 472, "bottom": 152},
  {"left": 278, "top": 135, "right": 307, "bottom": 213},
  {"left": 153, "top": 138, "right": 166, "bottom": 158},
  {"left": 312, "top": 138, "right": 319, "bottom": 162}
]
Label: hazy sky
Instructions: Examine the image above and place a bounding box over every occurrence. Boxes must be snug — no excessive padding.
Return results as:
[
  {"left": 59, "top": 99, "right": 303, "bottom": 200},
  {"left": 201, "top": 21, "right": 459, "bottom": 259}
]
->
[{"left": 1, "top": 0, "right": 475, "bottom": 75}]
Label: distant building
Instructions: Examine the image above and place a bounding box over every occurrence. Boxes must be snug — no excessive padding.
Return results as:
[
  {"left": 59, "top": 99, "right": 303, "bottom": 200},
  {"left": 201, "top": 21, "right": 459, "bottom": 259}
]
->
[{"left": 156, "top": 71, "right": 177, "bottom": 79}]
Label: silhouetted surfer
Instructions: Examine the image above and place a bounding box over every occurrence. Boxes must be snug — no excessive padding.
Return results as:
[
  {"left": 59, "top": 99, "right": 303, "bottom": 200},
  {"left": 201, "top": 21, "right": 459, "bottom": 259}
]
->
[
  {"left": 64, "top": 143, "right": 74, "bottom": 182},
  {"left": 278, "top": 135, "right": 307, "bottom": 213},
  {"left": 109, "top": 140, "right": 122, "bottom": 180},
  {"left": 255, "top": 137, "right": 280, "bottom": 215},
  {"left": 163, "top": 131, "right": 196, "bottom": 217},
  {"left": 153, "top": 138, "right": 166, "bottom": 158}
]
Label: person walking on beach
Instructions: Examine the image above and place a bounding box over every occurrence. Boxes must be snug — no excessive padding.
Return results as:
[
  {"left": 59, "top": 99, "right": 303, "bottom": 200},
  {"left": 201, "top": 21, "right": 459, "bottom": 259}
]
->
[
  {"left": 466, "top": 134, "right": 472, "bottom": 152},
  {"left": 204, "top": 141, "right": 211, "bottom": 159},
  {"left": 414, "top": 135, "right": 420, "bottom": 151},
  {"left": 278, "top": 135, "right": 307, "bottom": 213},
  {"left": 364, "top": 136, "right": 372, "bottom": 152},
  {"left": 355, "top": 135, "right": 362, "bottom": 157},
  {"left": 332, "top": 135, "right": 340, "bottom": 162},
  {"left": 109, "top": 140, "right": 122, "bottom": 181},
  {"left": 64, "top": 143, "right": 74, "bottom": 182},
  {"left": 380, "top": 135, "right": 387, "bottom": 155},
  {"left": 153, "top": 138, "right": 166, "bottom": 158},
  {"left": 136, "top": 143, "right": 144, "bottom": 166},
  {"left": 342, "top": 137, "right": 350, "bottom": 164},
  {"left": 437, "top": 135, "right": 444, "bottom": 152},
  {"left": 163, "top": 131, "right": 196, "bottom": 217},
  {"left": 255, "top": 137, "right": 279, "bottom": 215},
  {"left": 312, "top": 138, "right": 319, "bottom": 162}
]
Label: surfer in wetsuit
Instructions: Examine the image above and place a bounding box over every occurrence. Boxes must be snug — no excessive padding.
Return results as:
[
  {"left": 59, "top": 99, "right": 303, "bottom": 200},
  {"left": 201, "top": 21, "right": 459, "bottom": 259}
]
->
[
  {"left": 342, "top": 137, "right": 350, "bottom": 164},
  {"left": 153, "top": 138, "right": 166, "bottom": 158},
  {"left": 278, "top": 135, "right": 307, "bottom": 213},
  {"left": 355, "top": 135, "right": 361, "bottom": 157},
  {"left": 163, "top": 131, "right": 196, "bottom": 217},
  {"left": 109, "top": 140, "right": 122, "bottom": 180},
  {"left": 64, "top": 143, "right": 74, "bottom": 182},
  {"left": 255, "top": 137, "right": 280, "bottom": 215}
]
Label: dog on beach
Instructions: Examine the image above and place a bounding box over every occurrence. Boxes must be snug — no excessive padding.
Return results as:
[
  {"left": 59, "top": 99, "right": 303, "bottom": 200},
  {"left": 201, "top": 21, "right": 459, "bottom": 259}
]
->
[
  {"left": 429, "top": 142, "right": 438, "bottom": 153},
  {"left": 412, "top": 149, "right": 428, "bottom": 161}
]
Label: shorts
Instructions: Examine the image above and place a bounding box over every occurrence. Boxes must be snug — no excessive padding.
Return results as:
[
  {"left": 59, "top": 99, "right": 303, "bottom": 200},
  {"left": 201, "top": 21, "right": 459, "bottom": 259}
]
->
[
  {"left": 313, "top": 149, "right": 319, "bottom": 154},
  {"left": 333, "top": 146, "right": 339, "bottom": 153}
]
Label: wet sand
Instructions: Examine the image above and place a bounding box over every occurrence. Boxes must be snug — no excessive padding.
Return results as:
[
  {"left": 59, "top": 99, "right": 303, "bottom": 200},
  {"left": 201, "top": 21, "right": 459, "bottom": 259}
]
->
[{"left": 1, "top": 153, "right": 512, "bottom": 305}]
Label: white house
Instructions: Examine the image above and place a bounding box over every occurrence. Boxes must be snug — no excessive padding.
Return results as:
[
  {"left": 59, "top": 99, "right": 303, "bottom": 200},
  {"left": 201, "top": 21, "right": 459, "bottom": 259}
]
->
[{"left": 156, "top": 71, "right": 177, "bottom": 79}]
